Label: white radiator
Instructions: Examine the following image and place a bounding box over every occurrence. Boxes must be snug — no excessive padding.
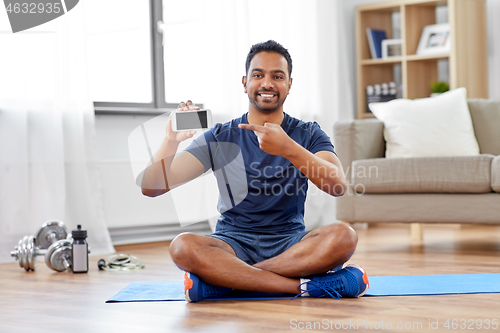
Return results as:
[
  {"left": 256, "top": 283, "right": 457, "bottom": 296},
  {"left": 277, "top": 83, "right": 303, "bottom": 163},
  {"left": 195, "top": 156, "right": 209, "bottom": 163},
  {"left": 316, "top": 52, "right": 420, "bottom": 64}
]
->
[
  {"left": 97, "top": 160, "right": 211, "bottom": 245},
  {"left": 107, "top": 223, "right": 212, "bottom": 246}
]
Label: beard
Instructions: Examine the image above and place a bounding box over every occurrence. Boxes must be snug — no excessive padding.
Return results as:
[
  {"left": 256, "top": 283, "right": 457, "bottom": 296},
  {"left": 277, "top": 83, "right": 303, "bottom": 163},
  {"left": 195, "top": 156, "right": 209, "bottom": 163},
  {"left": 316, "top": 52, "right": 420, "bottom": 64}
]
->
[{"left": 248, "top": 90, "right": 285, "bottom": 113}]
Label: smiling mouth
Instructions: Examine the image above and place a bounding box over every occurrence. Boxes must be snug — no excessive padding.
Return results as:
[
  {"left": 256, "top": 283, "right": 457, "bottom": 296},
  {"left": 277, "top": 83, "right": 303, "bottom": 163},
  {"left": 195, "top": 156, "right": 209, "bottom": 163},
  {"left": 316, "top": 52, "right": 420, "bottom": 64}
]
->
[{"left": 258, "top": 92, "right": 277, "bottom": 100}]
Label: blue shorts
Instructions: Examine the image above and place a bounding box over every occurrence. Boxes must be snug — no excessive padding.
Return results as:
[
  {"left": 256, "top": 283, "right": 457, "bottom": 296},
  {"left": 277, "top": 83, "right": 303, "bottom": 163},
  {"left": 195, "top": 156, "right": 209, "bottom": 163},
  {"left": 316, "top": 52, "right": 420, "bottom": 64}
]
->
[{"left": 209, "top": 231, "right": 310, "bottom": 265}]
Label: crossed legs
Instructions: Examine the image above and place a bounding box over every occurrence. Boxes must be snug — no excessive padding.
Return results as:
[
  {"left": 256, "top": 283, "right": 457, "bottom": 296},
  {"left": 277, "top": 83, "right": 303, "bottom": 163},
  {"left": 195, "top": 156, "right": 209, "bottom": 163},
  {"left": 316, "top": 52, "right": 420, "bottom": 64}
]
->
[{"left": 169, "top": 223, "right": 358, "bottom": 294}]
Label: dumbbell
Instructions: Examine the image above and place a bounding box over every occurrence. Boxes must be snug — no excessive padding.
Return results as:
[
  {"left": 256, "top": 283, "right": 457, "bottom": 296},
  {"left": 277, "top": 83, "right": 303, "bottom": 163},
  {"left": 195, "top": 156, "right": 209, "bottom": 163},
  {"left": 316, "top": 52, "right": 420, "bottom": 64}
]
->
[
  {"left": 10, "top": 235, "right": 38, "bottom": 271},
  {"left": 11, "top": 236, "right": 73, "bottom": 272},
  {"left": 10, "top": 220, "right": 68, "bottom": 271},
  {"left": 35, "top": 220, "right": 68, "bottom": 250},
  {"left": 45, "top": 238, "right": 72, "bottom": 272}
]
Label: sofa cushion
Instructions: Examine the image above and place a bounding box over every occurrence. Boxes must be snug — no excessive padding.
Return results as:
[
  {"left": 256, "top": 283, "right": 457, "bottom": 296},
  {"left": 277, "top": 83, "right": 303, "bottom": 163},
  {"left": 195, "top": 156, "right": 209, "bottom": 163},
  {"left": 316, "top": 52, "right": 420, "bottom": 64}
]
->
[
  {"left": 492, "top": 156, "right": 500, "bottom": 193},
  {"left": 352, "top": 155, "right": 493, "bottom": 194},
  {"left": 468, "top": 99, "right": 500, "bottom": 156},
  {"left": 369, "top": 88, "right": 480, "bottom": 158}
]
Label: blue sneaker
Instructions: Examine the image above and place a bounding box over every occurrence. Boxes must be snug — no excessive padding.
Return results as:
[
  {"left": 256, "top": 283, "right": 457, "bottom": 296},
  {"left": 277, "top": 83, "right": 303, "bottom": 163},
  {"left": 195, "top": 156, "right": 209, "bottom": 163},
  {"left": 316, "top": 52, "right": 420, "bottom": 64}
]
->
[
  {"left": 184, "top": 271, "right": 232, "bottom": 302},
  {"left": 331, "top": 263, "right": 345, "bottom": 272},
  {"left": 298, "top": 264, "right": 369, "bottom": 299}
]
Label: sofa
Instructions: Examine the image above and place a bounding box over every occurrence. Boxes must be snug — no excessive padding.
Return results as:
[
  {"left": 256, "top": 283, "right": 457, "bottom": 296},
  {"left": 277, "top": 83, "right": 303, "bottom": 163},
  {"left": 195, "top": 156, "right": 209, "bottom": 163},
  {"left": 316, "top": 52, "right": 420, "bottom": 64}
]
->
[{"left": 333, "top": 98, "right": 500, "bottom": 240}]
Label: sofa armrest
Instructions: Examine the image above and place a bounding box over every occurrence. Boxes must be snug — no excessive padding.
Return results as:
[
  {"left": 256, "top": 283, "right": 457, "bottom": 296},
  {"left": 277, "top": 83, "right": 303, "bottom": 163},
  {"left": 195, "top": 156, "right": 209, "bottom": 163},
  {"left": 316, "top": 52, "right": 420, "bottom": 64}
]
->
[{"left": 333, "top": 119, "right": 385, "bottom": 178}]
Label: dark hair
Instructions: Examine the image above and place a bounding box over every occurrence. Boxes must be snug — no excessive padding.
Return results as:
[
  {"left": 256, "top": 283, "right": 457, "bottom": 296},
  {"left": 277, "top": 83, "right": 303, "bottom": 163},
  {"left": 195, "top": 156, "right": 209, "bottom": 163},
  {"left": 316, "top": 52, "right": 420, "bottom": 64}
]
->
[{"left": 245, "top": 40, "right": 292, "bottom": 77}]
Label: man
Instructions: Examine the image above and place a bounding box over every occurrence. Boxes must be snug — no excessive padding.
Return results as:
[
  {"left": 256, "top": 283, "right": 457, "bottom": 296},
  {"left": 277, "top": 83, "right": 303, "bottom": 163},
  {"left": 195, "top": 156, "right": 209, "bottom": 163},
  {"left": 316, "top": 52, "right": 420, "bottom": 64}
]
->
[{"left": 141, "top": 40, "right": 368, "bottom": 302}]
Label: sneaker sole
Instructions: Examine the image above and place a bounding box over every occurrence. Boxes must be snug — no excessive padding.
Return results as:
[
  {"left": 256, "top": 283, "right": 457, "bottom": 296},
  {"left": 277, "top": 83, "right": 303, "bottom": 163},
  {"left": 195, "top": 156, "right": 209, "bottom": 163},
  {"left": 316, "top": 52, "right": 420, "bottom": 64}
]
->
[
  {"left": 345, "top": 263, "right": 369, "bottom": 297},
  {"left": 184, "top": 271, "right": 195, "bottom": 302}
]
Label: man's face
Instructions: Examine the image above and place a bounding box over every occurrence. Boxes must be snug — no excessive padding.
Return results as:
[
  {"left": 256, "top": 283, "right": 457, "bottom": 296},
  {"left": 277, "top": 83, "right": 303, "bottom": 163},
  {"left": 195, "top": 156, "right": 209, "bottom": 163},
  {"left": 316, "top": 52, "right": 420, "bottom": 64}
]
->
[{"left": 242, "top": 51, "right": 292, "bottom": 114}]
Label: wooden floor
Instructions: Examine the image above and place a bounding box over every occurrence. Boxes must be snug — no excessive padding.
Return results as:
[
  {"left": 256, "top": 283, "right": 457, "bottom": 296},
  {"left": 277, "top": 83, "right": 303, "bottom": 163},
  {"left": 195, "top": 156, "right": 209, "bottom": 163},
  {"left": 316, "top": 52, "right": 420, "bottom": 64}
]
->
[{"left": 1, "top": 223, "right": 500, "bottom": 333}]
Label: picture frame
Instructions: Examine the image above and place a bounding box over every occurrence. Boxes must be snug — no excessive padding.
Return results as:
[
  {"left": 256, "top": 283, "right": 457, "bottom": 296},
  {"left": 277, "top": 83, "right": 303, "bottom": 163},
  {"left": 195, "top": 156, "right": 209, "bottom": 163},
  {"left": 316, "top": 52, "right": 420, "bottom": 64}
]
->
[
  {"left": 416, "top": 23, "right": 451, "bottom": 56},
  {"left": 382, "top": 39, "right": 403, "bottom": 58}
]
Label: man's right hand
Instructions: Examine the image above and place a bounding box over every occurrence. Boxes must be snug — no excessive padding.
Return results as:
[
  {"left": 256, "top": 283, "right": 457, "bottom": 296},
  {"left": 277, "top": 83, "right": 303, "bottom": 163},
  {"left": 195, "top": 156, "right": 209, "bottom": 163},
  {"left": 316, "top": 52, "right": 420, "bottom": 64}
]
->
[
  {"left": 142, "top": 99, "right": 205, "bottom": 197},
  {"left": 166, "top": 100, "right": 199, "bottom": 142}
]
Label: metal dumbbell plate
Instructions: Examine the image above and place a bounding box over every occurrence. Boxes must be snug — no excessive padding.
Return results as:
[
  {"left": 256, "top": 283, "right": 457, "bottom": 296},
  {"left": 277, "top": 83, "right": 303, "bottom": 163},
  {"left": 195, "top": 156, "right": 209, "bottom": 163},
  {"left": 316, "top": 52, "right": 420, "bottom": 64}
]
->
[
  {"left": 36, "top": 220, "right": 67, "bottom": 249},
  {"left": 15, "top": 238, "right": 23, "bottom": 269},
  {"left": 11, "top": 235, "right": 37, "bottom": 271},
  {"left": 46, "top": 239, "right": 72, "bottom": 272},
  {"left": 26, "top": 235, "right": 37, "bottom": 271},
  {"left": 21, "top": 236, "right": 29, "bottom": 269}
]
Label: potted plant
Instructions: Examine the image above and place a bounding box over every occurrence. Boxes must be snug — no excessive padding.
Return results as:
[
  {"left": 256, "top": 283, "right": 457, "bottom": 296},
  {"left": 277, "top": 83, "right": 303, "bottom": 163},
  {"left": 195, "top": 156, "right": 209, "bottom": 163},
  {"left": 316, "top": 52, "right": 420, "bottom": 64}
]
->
[{"left": 430, "top": 81, "right": 449, "bottom": 97}]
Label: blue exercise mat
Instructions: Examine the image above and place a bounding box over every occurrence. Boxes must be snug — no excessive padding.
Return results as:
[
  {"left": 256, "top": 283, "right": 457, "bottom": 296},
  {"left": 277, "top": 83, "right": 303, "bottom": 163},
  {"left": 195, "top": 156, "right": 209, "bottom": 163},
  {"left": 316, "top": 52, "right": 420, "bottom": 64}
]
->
[
  {"left": 366, "top": 273, "right": 500, "bottom": 296},
  {"left": 107, "top": 282, "right": 185, "bottom": 302},
  {"left": 106, "top": 281, "right": 293, "bottom": 302},
  {"left": 106, "top": 273, "right": 500, "bottom": 303}
]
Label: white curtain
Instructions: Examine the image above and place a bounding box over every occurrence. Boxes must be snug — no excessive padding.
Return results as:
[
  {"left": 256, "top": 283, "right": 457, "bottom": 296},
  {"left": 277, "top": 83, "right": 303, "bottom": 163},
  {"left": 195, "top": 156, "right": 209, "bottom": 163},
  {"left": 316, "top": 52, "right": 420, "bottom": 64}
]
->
[
  {"left": 487, "top": 0, "right": 500, "bottom": 98},
  {"left": 163, "top": 0, "right": 353, "bottom": 229},
  {"left": 0, "top": 3, "right": 114, "bottom": 263}
]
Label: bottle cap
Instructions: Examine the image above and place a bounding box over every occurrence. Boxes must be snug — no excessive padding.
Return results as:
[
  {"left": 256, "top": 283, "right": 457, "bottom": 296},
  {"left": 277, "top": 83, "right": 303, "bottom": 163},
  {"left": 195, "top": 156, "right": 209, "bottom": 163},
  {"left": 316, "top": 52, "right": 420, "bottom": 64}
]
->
[{"left": 72, "top": 225, "right": 87, "bottom": 239}]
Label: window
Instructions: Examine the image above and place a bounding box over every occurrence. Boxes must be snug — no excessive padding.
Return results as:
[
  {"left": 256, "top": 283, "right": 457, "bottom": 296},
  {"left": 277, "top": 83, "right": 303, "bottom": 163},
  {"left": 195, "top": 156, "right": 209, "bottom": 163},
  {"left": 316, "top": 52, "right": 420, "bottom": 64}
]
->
[
  {"left": 161, "top": 0, "right": 206, "bottom": 104},
  {"left": 88, "top": 0, "right": 179, "bottom": 113}
]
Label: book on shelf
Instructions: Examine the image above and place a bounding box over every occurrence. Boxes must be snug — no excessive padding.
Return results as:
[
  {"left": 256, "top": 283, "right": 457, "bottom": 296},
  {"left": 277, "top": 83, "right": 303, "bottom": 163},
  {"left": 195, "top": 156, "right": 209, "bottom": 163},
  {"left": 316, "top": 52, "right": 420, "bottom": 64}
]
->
[
  {"left": 366, "top": 83, "right": 397, "bottom": 113},
  {"left": 366, "top": 28, "right": 387, "bottom": 59}
]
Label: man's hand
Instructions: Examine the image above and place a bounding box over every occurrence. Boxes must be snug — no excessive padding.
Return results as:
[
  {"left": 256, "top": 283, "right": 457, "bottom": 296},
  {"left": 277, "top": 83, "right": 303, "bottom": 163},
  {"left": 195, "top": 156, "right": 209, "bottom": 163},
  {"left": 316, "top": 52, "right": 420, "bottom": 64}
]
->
[
  {"left": 166, "top": 100, "right": 199, "bottom": 142},
  {"left": 240, "top": 121, "right": 347, "bottom": 197},
  {"left": 238, "top": 122, "right": 295, "bottom": 157},
  {"left": 142, "top": 100, "right": 205, "bottom": 197}
]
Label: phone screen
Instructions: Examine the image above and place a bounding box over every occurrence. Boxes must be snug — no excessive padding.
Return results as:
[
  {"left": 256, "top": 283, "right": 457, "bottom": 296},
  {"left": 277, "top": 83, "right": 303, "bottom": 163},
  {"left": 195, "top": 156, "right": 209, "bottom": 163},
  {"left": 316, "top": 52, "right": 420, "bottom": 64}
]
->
[{"left": 176, "top": 110, "right": 208, "bottom": 130}]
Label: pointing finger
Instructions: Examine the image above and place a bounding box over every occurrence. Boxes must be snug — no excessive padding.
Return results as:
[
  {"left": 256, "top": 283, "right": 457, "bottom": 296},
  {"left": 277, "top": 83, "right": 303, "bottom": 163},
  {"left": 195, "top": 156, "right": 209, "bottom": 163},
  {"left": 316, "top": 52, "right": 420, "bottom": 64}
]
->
[{"left": 238, "top": 123, "right": 266, "bottom": 132}]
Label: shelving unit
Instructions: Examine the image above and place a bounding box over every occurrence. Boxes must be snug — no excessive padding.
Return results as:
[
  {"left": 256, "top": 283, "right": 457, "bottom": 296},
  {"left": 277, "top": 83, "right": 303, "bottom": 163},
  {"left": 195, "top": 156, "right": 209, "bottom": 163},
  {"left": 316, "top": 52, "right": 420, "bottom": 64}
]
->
[{"left": 356, "top": 0, "right": 488, "bottom": 119}]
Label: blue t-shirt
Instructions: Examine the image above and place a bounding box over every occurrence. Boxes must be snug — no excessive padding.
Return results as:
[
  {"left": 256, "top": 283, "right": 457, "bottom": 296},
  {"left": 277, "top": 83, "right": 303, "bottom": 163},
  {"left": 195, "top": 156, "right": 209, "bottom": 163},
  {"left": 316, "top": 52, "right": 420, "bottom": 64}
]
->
[{"left": 185, "top": 112, "right": 335, "bottom": 235}]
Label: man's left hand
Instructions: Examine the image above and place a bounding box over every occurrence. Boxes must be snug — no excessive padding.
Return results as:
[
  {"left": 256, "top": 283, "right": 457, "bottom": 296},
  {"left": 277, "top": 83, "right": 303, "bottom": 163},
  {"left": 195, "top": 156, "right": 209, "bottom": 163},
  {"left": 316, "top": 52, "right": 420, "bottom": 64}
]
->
[{"left": 238, "top": 123, "right": 295, "bottom": 156}]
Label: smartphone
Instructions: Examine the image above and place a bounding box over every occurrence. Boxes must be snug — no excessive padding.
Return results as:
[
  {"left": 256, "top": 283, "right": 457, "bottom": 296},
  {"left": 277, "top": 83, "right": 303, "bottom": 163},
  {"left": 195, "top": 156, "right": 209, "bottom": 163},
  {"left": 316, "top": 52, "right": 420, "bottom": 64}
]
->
[{"left": 171, "top": 109, "right": 213, "bottom": 132}]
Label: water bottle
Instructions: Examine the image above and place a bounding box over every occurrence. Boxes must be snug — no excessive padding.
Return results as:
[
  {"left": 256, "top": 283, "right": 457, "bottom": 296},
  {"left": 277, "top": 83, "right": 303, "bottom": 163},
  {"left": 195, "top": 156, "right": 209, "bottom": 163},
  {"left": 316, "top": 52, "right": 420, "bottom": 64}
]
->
[{"left": 71, "top": 225, "right": 89, "bottom": 273}]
